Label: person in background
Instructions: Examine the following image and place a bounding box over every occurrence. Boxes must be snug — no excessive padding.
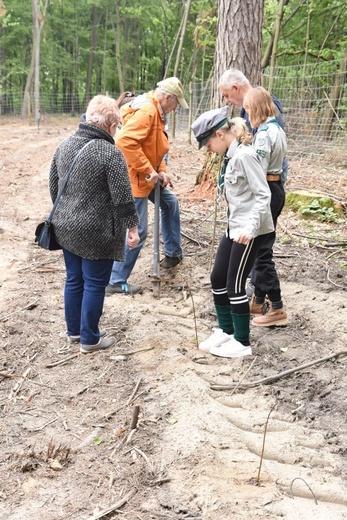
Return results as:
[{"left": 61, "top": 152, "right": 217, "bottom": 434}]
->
[
  {"left": 242, "top": 86, "right": 288, "bottom": 326},
  {"left": 106, "top": 77, "right": 189, "bottom": 296},
  {"left": 191, "top": 107, "right": 274, "bottom": 358},
  {"left": 116, "top": 91, "right": 136, "bottom": 108},
  {"left": 218, "top": 68, "right": 288, "bottom": 183},
  {"left": 49, "top": 95, "right": 139, "bottom": 353}
]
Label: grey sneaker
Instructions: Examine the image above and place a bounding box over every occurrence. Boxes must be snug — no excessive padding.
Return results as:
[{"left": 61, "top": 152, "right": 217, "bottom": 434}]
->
[
  {"left": 68, "top": 329, "right": 106, "bottom": 344},
  {"left": 80, "top": 336, "right": 116, "bottom": 354},
  {"left": 106, "top": 283, "right": 143, "bottom": 295},
  {"left": 246, "top": 281, "right": 255, "bottom": 299}
]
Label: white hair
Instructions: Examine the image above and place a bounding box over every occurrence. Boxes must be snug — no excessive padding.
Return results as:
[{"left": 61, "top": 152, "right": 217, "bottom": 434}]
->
[{"left": 219, "top": 69, "right": 250, "bottom": 89}]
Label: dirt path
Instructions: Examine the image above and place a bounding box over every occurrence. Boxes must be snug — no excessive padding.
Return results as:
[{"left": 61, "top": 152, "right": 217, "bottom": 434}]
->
[{"left": 1, "top": 118, "right": 347, "bottom": 520}]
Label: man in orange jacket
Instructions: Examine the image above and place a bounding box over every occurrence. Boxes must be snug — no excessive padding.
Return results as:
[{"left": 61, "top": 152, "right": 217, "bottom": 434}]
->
[{"left": 106, "top": 77, "right": 189, "bottom": 295}]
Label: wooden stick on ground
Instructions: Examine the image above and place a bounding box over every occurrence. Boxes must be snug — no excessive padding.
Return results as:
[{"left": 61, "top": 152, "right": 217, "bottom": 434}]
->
[
  {"left": 210, "top": 350, "right": 347, "bottom": 390},
  {"left": 8, "top": 367, "right": 31, "bottom": 400},
  {"left": 86, "top": 487, "right": 137, "bottom": 519},
  {"left": 45, "top": 353, "right": 79, "bottom": 368}
]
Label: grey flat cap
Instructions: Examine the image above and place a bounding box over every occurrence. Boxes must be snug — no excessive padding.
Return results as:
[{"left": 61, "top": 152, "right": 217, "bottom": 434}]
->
[{"left": 191, "top": 106, "right": 229, "bottom": 149}]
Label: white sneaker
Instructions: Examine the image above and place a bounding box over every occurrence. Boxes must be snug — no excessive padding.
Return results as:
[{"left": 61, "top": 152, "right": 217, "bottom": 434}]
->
[
  {"left": 210, "top": 337, "right": 252, "bottom": 358},
  {"left": 199, "top": 328, "right": 233, "bottom": 353}
]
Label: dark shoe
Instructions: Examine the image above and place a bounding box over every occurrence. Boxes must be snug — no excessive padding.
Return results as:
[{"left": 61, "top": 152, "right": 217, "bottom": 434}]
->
[
  {"left": 68, "top": 329, "right": 106, "bottom": 344},
  {"left": 80, "top": 336, "right": 116, "bottom": 354},
  {"left": 106, "top": 283, "right": 143, "bottom": 295},
  {"left": 160, "top": 256, "right": 182, "bottom": 269}
]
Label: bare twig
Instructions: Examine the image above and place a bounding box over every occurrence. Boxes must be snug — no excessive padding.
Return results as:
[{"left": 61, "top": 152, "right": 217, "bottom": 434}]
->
[
  {"left": 126, "top": 377, "right": 142, "bottom": 405},
  {"left": 8, "top": 367, "right": 31, "bottom": 400},
  {"left": 0, "top": 372, "right": 16, "bottom": 379},
  {"left": 130, "top": 404, "right": 140, "bottom": 430},
  {"left": 86, "top": 487, "right": 137, "bottom": 519},
  {"left": 228, "top": 356, "right": 258, "bottom": 396},
  {"left": 256, "top": 403, "right": 278, "bottom": 485},
  {"left": 327, "top": 268, "right": 345, "bottom": 289},
  {"left": 210, "top": 350, "right": 347, "bottom": 390},
  {"left": 45, "top": 353, "right": 79, "bottom": 368},
  {"left": 122, "top": 346, "right": 155, "bottom": 356},
  {"left": 0, "top": 299, "right": 39, "bottom": 323}
]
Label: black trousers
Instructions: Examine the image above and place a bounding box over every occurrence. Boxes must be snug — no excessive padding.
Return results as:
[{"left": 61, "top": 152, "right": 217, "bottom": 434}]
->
[
  {"left": 251, "top": 181, "right": 285, "bottom": 302},
  {"left": 211, "top": 234, "right": 265, "bottom": 314}
]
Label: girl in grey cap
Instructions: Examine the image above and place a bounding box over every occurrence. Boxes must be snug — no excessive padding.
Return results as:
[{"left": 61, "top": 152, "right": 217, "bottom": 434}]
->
[{"left": 191, "top": 110, "right": 274, "bottom": 358}]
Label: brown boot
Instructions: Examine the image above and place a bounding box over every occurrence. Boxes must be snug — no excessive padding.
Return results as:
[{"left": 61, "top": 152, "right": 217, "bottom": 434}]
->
[
  {"left": 252, "top": 304, "right": 288, "bottom": 327},
  {"left": 249, "top": 295, "right": 268, "bottom": 316}
]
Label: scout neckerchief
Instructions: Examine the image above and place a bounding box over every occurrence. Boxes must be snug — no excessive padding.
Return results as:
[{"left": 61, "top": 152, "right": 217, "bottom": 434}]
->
[{"left": 217, "top": 154, "right": 229, "bottom": 198}]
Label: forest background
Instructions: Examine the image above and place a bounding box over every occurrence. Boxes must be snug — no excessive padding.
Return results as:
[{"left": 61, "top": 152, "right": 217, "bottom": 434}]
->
[{"left": 0, "top": 0, "right": 346, "bottom": 146}]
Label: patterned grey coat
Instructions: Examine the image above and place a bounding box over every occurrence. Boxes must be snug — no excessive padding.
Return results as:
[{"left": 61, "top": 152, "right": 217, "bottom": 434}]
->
[{"left": 49, "top": 123, "right": 139, "bottom": 261}]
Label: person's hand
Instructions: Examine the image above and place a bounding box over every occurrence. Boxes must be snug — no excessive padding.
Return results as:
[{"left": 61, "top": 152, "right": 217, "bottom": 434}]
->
[
  {"left": 234, "top": 232, "right": 252, "bottom": 245},
  {"left": 158, "top": 171, "right": 171, "bottom": 187},
  {"left": 145, "top": 171, "right": 159, "bottom": 184},
  {"left": 127, "top": 227, "right": 140, "bottom": 250}
]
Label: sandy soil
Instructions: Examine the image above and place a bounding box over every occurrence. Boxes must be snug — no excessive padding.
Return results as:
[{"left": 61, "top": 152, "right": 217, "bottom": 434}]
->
[{"left": 1, "top": 117, "right": 347, "bottom": 520}]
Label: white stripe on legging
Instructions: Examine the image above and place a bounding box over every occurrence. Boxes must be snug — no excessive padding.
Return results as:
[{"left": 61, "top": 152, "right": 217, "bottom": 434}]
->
[{"left": 234, "top": 239, "right": 254, "bottom": 295}]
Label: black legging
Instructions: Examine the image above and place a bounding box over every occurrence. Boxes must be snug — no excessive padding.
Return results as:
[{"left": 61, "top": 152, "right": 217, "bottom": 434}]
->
[{"left": 211, "top": 234, "right": 265, "bottom": 314}]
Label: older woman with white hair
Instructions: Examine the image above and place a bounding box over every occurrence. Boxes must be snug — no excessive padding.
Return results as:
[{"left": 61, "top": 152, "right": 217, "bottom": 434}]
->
[{"left": 49, "top": 95, "right": 139, "bottom": 353}]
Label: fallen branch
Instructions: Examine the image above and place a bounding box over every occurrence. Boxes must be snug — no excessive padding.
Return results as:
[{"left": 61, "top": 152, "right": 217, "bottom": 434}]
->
[
  {"left": 45, "top": 353, "right": 79, "bottom": 368},
  {"left": 327, "top": 268, "right": 345, "bottom": 289},
  {"left": 86, "top": 487, "right": 137, "bottom": 519},
  {"left": 210, "top": 350, "right": 347, "bottom": 390},
  {"left": 0, "top": 372, "right": 16, "bottom": 379},
  {"left": 0, "top": 299, "right": 39, "bottom": 323},
  {"left": 126, "top": 377, "right": 142, "bottom": 405},
  {"left": 8, "top": 367, "right": 31, "bottom": 399},
  {"left": 123, "top": 346, "right": 155, "bottom": 356}
]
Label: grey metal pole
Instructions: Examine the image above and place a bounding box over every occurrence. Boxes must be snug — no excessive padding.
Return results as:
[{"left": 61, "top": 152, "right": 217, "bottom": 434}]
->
[{"left": 151, "top": 180, "right": 161, "bottom": 297}]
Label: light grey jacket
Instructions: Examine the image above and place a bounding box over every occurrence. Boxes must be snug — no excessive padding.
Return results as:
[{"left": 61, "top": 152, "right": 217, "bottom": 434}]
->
[
  {"left": 253, "top": 117, "right": 287, "bottom": 174},
  {"left": 224, "top": 140, "right": 274, "bottom": 239}
]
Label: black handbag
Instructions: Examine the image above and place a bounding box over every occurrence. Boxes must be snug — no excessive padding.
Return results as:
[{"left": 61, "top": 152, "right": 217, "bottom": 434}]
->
[
  {"left": 35, "top": 140, "right": 96, "bottom": 251},
  {"left": 35, "top": 220, "right": 61, "bottom": 250}
]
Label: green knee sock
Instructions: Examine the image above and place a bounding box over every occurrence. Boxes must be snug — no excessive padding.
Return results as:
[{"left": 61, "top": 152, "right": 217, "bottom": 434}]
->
[
  {"left": 215, "top": 304, "right": 234, "bottom": 335},
  {"left": 232, "top": 313, "right": 250, "bottom": 345}
]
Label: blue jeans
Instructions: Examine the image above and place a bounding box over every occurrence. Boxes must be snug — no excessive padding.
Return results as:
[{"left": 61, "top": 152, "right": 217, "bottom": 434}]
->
[
  {"left": 63, "top": 249, "right": 113, "bottom": 345},
  {"left": 110, "top": 186, "right": 182, "bottom": 284}
]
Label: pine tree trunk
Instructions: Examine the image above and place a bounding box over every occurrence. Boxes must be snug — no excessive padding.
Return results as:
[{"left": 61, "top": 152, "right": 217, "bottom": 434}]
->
[{"left": 214, "top": 0, "right": 264, "bottom": 104}]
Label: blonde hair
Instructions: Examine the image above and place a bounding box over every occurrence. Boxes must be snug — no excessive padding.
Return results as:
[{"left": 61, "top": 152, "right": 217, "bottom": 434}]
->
[
  {"left": 86, "top": 95, "right": 121, "bottom": 132},
  {"left": 212, "top": 116, "right": 252, "bottom": 145},
  {"left": 243, "top": 86, "right": 276, "bottom": 128}
]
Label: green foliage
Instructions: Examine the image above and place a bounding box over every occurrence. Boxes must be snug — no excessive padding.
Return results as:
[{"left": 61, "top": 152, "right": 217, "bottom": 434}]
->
[
  {"left": 0, "top": 0, "right": 346, "bottom": 114},
  {"left": 298, "top": 197, "right": 341, "bottom": 223}
]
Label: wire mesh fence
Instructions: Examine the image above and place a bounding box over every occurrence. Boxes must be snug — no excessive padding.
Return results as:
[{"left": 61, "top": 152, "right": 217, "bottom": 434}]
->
[
  {"left": 174, "top": 58, "right": 347, "bottom": 159},
  {"left": 1, "top": 59, "right": 346, "bottom": 160}
]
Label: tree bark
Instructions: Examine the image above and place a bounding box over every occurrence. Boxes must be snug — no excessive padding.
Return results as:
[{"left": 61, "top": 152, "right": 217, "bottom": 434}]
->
[
  {"left": 268, "top": 0, "right": 287, "bottom": 93},
  {"left": 262, "top": 0, "right": 290, "bottom": 70},
  {"left": 114, "top": 0, "right": 124, "bottom": 93},
  {"left": 214, "top": 0, "right": 264, "bottom": 105},
  {"left": 21, "top": 0, "right": 48, "bottom": 119},
  {"left": 83, "top": 4, "right": 98, "bottom": 106}
]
